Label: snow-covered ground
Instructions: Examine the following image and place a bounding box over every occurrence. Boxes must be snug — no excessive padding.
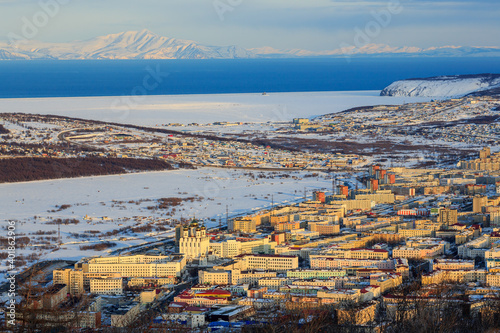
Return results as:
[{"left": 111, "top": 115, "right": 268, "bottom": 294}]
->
[
  {"left": 381, "top": 75, "right": 500, "bottom": 97},
  {"left": 0, "top": 168, "right": 334, "bottom": 222},
  {"left": 0, "top": 168, "right": 348, "bottom": 278},
  {"left": 0, "top": 91, "right": 431, "bottom": 126}
]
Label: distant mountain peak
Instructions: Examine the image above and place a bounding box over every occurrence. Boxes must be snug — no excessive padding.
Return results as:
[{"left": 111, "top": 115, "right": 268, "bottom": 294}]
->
[
  {"left": 99, "top": 29, "right": 159, "bottom": 39},
  {"left": 0, "top": 30, "right": 254, "bottom": 60}
]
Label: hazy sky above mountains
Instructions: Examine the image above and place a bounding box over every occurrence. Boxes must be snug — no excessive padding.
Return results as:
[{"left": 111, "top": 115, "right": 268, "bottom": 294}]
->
[{"left": 0, "top": 0, "right": 498, "bottom": 51}]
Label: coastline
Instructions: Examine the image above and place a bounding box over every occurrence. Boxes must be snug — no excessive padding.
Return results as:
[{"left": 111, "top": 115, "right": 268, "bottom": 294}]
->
[{"left": 0, "top": 90, "right": 432, "bottom": 126}]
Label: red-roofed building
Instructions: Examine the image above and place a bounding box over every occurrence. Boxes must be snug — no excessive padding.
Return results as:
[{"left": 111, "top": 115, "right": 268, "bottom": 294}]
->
[{"left": 195, "top": 289, "right": 231, "bottom": 299}]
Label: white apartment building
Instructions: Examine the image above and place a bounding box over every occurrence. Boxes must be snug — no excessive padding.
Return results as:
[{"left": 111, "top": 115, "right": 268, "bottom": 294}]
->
[
  {"left": 399, "top": 229, "right": 434, "bottom": 239},
  {"left": 392, "top": 246, "right": 443, "bottom": 259},
  {"left": 128, "top": 277, "right": 176, "bottom": 288},
  {"left": 110, "top": 302, "right": 141, "bottom": 327},
  {"left": 83, "top": 272, "right": 123, "bottom": 289},
  {"left": 198, "top": 268, "right": 278, "bottom": 285},
  {"left": 289, "top": 278, "right": 344, "bottom": 289},
  {"left": 458, "top": 235, "right": 491, "bottom": 258},
  {"left": 317, "top": 289, "right": 363, "bottom": 303},
  {"left": 162, "top": 313, "right": 205, "bottom": 329},
  {"left": 486, "top": 273, "right": 500, "bottom": 286},
  {"left": 239, "top": 238, "right": 277, "bottom": 254},
  {"left": 406, "top": 238, "right": 450, "bottom": 252},
  {"left": 81, "top": 254, "right": 186, "bottom": 278},
  {"left": 210, "top": 239, "right": 242, "bottom": 258},
  {"left": 231, "top": 270, "right": 278, "bottom": 285},
  {"left": 199, "top": 269, "right": 231, "bottom": 285},
  {"left": 369, "top": 273, "right": 403, "bottom": 293},
  {"left": 258, "top": 277, "right": 292, "bottom": 289},
  {"left": 236, "top": 254, "right": 299, "bottom": 272},
  {"left": 422, "top": 269, "right": 487, "bottom": 285},
  {"left": 53, "top": 268, "right": 84, "bottom": 295},
  {"left": 459, "top": 247, "right": 490, "bottom": 259},
  {"left": 312, "top": 248, "right": 389, "bottom": 260},
  {"left": 53, "top": 269, "right": 122, "bottom": 295},
  {"left": 355, "top": 220, "right": 391, "bottom": 232},
  {"left": 309, "top": 257, "right": 396, "bottom": 270},
  {"left": 432, "top": 259, "right": 475, "bottom": 271},
  {"left": 286, "top": 269, "right": 347, "bottom": 280},
  {"left": 90, "top": 277, "right": 123, "bottom": 295},
  {"left": 485, "top": 247, "right": 500, "bottom": 260},
  {"left": 485, "top": 247, "right": 500, "bottom": 270}
]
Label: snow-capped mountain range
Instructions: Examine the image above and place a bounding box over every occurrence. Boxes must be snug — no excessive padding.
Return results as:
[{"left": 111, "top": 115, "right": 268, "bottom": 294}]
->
[
  {"left": 380, "top": 74, "right": 500, "bottom": 98},
  {"left": 1, "top": 30, "right": 499, "bottom": 60},
  {"left": 0, "top": 30, "right": 254, "bottom": 60},
  {"left": 250, "top": 45, "right": 500, "bottom": 58}
]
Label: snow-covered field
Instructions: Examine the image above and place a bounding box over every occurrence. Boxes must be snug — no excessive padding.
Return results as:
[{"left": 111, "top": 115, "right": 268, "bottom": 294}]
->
[
  {"left": 1, "top": 168, "right": 334, "bottom": 222},
  {"left": 0, "top": 168, "right": 348, "bottom": 278},
  {"left": 0, "top": 91, "right": 431, "bottom": 126}
]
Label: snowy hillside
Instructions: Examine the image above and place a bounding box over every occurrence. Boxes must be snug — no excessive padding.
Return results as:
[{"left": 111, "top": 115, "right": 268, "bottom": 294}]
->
[{"left": 380, "top": 74, "right": 500, "bottom": 98}]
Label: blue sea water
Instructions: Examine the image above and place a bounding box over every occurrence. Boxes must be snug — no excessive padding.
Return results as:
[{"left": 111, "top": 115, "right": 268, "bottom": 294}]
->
[{"left": 0, "top": 57, "right": 499, "bottom": 98}]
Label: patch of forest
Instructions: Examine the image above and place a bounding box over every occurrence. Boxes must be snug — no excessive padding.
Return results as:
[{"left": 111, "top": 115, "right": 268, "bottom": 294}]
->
[
  {"left": 0, "top": 124, "right": 9, "bottom": 134},
  {"left": 261, "top": 136, "right": 475, "bottom": 158},
  {"left": 0, "top": 157, "right": 174, "bottom": 183},
  {"left": 0, "top": 141, "right": 103, "bottom": 156}
]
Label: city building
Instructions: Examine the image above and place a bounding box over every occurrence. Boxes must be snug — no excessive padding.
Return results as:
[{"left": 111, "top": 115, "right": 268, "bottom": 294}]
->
[
  {"left": 439, "top": 208, "right": 458, "bottom": 225},
  {"left": 90, "top": 277, "right": 124, "bottom": 295},
  {"left": 392, "top": 246, "right": 443, "bottom": 260},
  {"left": 110, "top": 302, "right": 141, "bottom": 327},
  {"left": 236, "top": 254, "right": 299, "bottom": 272},
  {"left": 432, "top": 259, "right": 475, "bottom": 271},
  {"left": 78, "top": 254, "right": 186, "bottom": 278},
  {"left": 485, "top": 248, "right": 500, "bottom": 270},
  {"left": 286, "top": 269, "right": 347, "bottom": 280},
  {"left": 53, "top": 268, "right": 84, "bottom": 296},
  {"left": 422, "top": 269, "right": 487, "bottom": 284},
  {"left": 473, "top": 195, "right": 488, "bottom": 214},
  {"left": 486, "top": 273, "right": 500, "bottom": 286},
  {"left": 458, "top": 235, "right": 491, "bottom": 259},
  {"left": 178, "top": 219, "right": 210, "bottom": 258},
  {"left": 199, "top": 269, "right": 231, "bottom": 285},
  {"left": 210, "top": 239, "right": 242, "bottom": 258},
  {"left": 229, "top": 218, "right": 257, "bottom": 233}
]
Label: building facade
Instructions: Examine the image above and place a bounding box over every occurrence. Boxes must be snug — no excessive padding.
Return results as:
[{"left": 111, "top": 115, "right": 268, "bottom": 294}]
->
[{"left": 178, "top": 219, "right": 210, "bottom": 258}]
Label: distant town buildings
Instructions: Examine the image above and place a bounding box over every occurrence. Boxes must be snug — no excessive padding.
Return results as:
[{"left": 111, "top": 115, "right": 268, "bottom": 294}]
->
[{"left": 10, "top": 137, "right": 500, "bottom": 330}]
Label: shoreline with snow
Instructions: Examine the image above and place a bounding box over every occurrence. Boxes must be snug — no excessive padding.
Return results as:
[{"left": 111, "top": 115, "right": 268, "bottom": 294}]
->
[
  {"left": 0, "top": 90, "right": 431, "bottom": 126},
  {"left": 381, "top": 74, "right": 500, "bottom": 98}
]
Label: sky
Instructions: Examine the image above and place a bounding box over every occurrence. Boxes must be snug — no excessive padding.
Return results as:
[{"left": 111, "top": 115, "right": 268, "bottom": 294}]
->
[{"left": 0, "top": 0, "right": 499, "bottom": 51}]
